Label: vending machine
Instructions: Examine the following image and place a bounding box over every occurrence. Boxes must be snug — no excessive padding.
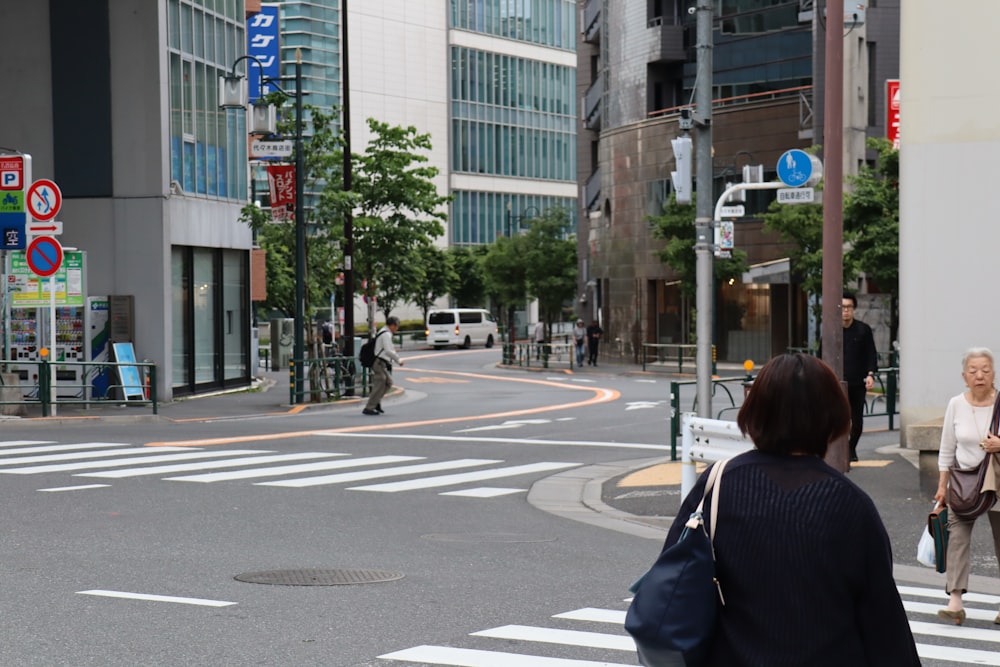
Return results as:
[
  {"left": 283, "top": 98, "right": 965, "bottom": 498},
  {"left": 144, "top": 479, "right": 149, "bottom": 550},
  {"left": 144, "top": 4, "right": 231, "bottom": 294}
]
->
[{"left": 4, "top": 250, "right": 87, "bottom": 398}]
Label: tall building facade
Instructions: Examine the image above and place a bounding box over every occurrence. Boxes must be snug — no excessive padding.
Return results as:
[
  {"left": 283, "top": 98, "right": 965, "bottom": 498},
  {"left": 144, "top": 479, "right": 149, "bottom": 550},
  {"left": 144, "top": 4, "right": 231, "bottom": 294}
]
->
[
  {"left": 1, "top": 1, "right": 254, "bottom": 401},
  {"left": 578, "top": 0, "right": 899, "bottom": 363}
]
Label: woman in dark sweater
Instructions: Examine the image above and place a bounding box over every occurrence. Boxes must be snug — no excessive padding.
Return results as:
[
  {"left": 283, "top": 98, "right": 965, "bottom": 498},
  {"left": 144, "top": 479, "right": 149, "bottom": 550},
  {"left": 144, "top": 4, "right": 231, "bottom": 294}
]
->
[{"left": 657, "top": 354, "right": 919, "bottom": 667}]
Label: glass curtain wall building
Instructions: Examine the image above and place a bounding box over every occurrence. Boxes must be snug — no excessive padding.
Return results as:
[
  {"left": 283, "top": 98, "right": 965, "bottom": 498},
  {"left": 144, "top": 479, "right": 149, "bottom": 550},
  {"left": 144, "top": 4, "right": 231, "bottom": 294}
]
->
[
  {"left": 168, "top": 0, "right": 252, "bottom": 394},
  {"left": 449, "top": 0, "right": 578, "bottom": 246}
]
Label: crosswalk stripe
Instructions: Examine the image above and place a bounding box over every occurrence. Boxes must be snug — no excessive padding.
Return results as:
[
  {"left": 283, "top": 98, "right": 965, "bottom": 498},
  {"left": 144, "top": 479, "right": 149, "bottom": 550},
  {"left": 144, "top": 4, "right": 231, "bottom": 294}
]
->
[
  {"left": 471, "top": 625, "right": 634, "bottom": 651},
  {"left": 0, "top": 440, "right": 55, "bottom": 447},
  {"left": 0, "top": 446, "right": 192, "bottom": 469},
  {"left": 257, "top": 459, "right": 501, "bottom": 488},
  {"left": 440, "top": 487, "right": 525, "bottom": 497},
  {"left": 0, "top": 449, "right": 265, "bottom": 474},
  {"left": 77, "top": 452, "right": 347, "bottom": 478},
  {"left": 898, "top": 584, "right": 1000, "bottom": 606},
  {"left": 349, "top": 462, "right": 582, "bottom": 492},
  {"left": 904, "top": 600, "right": 998, "bottom": 623},
  {"left": 553, "top": 608, "right": 625, "bottom": 624},
  {"left": 0, "top": 442, "right": 131, "bottom": 456},
  {"left": 378, "top": 645, "right": 633, "bottom": 667},
  {"left": 909, "top": 619, "right": 1000, "bottom": 642},
  {"left": 916, "top": 641, "right": 1000, "bottom": 665},
  {"left": 165, "top": 455, "right": 425, "bottom": 483},
  {"left": 39, "top": 484, "right": 110, "bottom": 492},
  {"left": 76, "top": 590, "right": 236, "bottom": 607}
]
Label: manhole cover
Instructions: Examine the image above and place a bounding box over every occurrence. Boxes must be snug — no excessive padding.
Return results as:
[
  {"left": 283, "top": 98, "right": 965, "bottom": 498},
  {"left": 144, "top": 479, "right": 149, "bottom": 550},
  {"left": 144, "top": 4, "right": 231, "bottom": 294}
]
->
[
  {"left": 234, "top": 568, "right": 404, "bottom": 586},
  {"left": 421, "top": 532, "right": 556, "bottom": 544}
]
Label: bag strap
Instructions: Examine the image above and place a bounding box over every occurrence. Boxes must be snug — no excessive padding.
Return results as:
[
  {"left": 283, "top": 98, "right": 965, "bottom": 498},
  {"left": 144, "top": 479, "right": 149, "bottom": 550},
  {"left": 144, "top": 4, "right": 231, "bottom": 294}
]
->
[{"left": 693, "top": 458, "right": 728, "bottom": 542}]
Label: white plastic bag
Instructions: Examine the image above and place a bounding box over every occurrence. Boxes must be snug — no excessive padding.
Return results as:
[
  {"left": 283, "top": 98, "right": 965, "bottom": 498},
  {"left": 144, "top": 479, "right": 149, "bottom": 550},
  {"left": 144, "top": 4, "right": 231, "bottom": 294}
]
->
[{"left": 917, "top": 526, "right": 936, "bottom": 568}]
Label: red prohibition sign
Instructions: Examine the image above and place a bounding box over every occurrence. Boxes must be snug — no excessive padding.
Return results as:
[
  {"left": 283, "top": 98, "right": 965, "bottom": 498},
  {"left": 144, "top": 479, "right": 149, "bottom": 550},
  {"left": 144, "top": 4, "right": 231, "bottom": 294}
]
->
[
  {"left": 26, "top": 235, "right": 63, "bottom": 277},
  {"left": 27, "top": 179, "right": 62, "bottom": 222}
]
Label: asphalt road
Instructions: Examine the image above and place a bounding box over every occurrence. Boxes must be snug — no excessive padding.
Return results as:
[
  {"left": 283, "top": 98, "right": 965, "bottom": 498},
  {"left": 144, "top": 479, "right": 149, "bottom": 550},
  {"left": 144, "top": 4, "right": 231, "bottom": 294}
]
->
[{"left": 1, "top": 348, "right": 998, "bottom": 665}]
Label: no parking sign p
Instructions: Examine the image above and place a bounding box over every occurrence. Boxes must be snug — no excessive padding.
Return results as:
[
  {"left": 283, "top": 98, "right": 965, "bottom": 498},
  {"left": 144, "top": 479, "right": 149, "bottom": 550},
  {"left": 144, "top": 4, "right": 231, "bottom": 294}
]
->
[{"left": 26, "top": 235, "right": 63, "bottom": 277}]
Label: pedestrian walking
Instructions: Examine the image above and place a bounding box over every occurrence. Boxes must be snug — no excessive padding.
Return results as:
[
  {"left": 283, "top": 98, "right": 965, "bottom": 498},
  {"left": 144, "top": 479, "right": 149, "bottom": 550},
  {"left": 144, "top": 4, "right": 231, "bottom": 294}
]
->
[
  {"left": 363, "top": 316, "right": 403, "bottom": 415},
  {"left": 842, "top": 292, "right": 878, "bottom": 461},
  {"left": 586, "top": 320, "right": 603, "bottom": 366},
  {"left": 630, "top": 353, "right": 919, "bottom": 666},
  {"left": 934, "top": 347, "right": 1000, "bottom": 626},
  {"left": 533, "top": 320, "right": 545, "bottom": 360},
  {"left": 572, "top": 319, "right": 586, "bottom": 368}
]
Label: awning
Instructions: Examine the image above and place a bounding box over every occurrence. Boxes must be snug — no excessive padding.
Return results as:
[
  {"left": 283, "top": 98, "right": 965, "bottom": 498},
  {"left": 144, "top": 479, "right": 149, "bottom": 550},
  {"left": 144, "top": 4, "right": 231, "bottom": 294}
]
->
[{"left": 742, "top": 258, "right": 790, "bottom": 284}]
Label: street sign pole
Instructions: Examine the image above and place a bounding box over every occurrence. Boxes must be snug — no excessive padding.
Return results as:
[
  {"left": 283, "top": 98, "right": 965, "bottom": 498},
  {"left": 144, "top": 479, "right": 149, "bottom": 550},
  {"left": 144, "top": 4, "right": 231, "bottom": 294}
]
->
[
  {"left": 49, "top": 272, "right": 56, "bottom": 416},
  {"left": 694, "top": 0, "right": 714, "bottom": 423}
]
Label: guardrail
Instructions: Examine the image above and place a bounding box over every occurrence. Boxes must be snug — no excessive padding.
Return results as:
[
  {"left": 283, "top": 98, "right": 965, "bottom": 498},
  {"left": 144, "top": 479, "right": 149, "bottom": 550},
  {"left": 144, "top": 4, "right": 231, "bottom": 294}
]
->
[
  {"left": 0, "top": 359, "right": 158, "bottom": 416},
  {"left": 501, "top": 342, "right": 576, "bottom": 369},
  {"left": 669, "top": 377, "right": 749, "bottom": 459},
  {"left": 642, "top": 343, "right": 716, "bottom": 374},
  {"left": 680, "top": 413, "right": 753, "bottom": 498}
]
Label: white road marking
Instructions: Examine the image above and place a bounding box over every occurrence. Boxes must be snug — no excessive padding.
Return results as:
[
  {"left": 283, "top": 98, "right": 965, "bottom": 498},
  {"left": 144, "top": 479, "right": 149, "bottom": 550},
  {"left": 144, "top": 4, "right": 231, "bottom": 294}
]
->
[
  {"left": 378, "top": 645, "right": 632, "bottom": 666},
  {"left": 0, "top": 446, "right": 191, "bottom": 467},
  {"left": 915, "top": 642, "right": 1000, "bottom": 665},
  {"left": 440, "top": 487, "right": 525, "bottom": 498},
  {"left": 471, "top": 625, "right": 634, "bottom": 651},
  {"left": 456, "top": 419, "right": 552, "bottom": 433},
  {"left": 898, "top": 584, "right": 1000, "bottom": 605},
  {"left": 77, "top": 452, "right": 346, "bottom": 478},
  {"left": 77, "top": 590, "right": 236, "bottom": 607},
  {"left": 166, "top": 455, "right": 423, "bottom": 483},
  {"left": 625, "top": 401, "right": 665, "bottom": 411},
  {"left": 38, "top": 484, "right": 111, "bottom": 492},
  {"left": 349, "top": 462, "right": 581, "bottom": 493},
  {"left": 0, "top": 449, "right": 265, "bottom": 474},
  {"left": 0, "top": 440, "right": 55, "bottom": 447},
  {"left": 0, "top": 443, "right": 126, "bottom": 455},
  {"left": 318, "top": 432, "right": 669, "bottom": 451},
  {"left": 903, "top": 599, "right": 997, "bottom": 623},
  {"left": 908, "top": 620, "right": 1000, "bottom": 643},
  {"left": 552, "top": 608, "right": 625, "bottom": 624},
  {"left": 257, "top": 459, "right": 499, "bottom": 488}
]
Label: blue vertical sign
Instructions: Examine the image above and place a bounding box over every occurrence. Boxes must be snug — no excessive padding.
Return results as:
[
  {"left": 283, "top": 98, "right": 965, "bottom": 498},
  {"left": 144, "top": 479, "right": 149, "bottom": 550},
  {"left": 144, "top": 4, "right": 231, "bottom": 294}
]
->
[{"left": 247, "top": 4, "right": 281, "bottom": 103}]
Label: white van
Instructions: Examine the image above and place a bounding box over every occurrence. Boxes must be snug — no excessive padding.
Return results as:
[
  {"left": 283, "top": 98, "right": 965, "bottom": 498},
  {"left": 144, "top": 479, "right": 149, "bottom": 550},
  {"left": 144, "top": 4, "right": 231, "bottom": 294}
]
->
[{"left": 425, "top": 308, "right": 499, "bottom": 349}]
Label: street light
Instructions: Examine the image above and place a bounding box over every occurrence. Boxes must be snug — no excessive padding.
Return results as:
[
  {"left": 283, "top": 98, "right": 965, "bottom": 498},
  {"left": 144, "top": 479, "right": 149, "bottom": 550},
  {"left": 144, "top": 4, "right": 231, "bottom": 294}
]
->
[
  {"left": 504, "top": 203, "right": 540, "bottom": 237},
  {"left": 220, "top": 50, "right": 306, "bottom": 401}
]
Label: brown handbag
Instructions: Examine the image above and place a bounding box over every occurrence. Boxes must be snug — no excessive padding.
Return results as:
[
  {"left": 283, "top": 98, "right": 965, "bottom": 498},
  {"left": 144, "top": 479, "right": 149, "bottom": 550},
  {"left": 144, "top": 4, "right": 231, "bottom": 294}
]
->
[{"left": 948, "top": 393, "right": 1000, "bottom": 520}]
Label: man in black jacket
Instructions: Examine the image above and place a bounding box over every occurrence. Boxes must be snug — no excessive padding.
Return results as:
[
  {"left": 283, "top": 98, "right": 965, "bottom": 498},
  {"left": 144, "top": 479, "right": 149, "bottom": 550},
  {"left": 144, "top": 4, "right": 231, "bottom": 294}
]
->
[{"left": 842, "top": 292, "right": 879, "bottom": 461}]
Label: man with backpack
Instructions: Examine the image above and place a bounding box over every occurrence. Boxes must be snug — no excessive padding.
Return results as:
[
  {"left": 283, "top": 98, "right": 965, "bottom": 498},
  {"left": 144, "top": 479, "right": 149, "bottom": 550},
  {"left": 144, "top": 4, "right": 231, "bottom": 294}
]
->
[{"left": 363, "top": 316, "right": 403, "bottom": 415}]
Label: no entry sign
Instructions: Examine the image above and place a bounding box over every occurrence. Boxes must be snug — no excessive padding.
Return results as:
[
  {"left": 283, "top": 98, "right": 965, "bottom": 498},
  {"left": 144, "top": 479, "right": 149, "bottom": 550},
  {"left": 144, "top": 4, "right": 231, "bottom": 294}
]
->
[{"left": 26, "top": 235, "right": 63, "bottom": 277}]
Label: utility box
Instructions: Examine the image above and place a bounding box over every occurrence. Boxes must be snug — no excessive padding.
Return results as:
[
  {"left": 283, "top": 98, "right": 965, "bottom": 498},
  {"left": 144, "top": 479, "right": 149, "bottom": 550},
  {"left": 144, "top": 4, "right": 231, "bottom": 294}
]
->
[{"left": 270, "top": 318, "right": 294, "bottom": 370}]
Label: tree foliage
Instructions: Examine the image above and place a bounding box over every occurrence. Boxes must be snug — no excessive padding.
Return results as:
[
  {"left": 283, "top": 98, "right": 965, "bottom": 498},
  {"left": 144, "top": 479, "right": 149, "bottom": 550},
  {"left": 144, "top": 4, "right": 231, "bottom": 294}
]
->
[
  {"left": 410, "top": 244, "right": 457, "bottom": 321},
  {"left": 649, "top": 193, "right": 748, "bottom": 301},
  {"left": 446, "top": 245, "right": 489, "bottom": 308},
  {"left": 521, "top": 210, "right": 578, "bottom": 327},
  {"left": 844, "top": 137, "right": 899, "bottom": 339}
]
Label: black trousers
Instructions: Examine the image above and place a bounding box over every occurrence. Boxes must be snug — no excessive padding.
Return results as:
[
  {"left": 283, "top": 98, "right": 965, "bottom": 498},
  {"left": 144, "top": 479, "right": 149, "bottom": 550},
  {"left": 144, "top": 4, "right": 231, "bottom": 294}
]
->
[{"left": 847, "top": 382, "right": 866, "bottom": 457}]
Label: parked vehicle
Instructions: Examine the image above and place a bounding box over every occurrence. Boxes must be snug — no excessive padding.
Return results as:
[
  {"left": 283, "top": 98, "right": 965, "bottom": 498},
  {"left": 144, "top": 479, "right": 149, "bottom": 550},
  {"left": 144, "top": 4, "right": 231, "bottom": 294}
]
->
[{"left": 425, "top": 308, "right": 498, "bottom": 349}]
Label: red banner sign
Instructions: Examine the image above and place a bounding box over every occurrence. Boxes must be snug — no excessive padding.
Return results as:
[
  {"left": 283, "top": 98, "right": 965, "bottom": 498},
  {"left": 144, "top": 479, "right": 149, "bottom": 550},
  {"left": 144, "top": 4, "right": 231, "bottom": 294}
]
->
[
  {"left": 266, "top": 165, "right": 295, "bottom": 222},
  {"left": 886, "top": 79, "right": 900, "bottom": 150}
]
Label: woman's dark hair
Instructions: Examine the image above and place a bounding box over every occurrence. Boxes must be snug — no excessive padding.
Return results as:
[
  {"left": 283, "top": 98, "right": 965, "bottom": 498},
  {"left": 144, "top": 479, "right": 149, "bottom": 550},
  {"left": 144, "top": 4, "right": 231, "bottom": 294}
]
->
[{"left": 737, "top": 353, "right": 851, "bottom": 456}]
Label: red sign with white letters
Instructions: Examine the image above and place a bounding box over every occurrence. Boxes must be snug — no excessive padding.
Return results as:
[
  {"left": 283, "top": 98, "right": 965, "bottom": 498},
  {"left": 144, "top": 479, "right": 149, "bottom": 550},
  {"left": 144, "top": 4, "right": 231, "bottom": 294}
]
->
[
  {"left": 266, "top": 165, "right": 295, "bottom": 223},
  {"left": 886, "top": 79, "right": 900, "bottom": 150}
]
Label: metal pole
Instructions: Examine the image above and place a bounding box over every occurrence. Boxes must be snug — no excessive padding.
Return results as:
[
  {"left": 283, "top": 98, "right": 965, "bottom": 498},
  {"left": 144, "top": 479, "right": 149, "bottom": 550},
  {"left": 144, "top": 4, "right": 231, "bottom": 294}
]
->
[
  {"left": 694, "top": 0, "right": 714, "bottom": 419},
  {"left": 293, "top": 49, "right": 305, "bottom": 400},
  {"left": 341, "top": 0, "right": 356, "bottom": 394},
  {"left": 821, "top": 0, "right": 847, "bottom": 471}
]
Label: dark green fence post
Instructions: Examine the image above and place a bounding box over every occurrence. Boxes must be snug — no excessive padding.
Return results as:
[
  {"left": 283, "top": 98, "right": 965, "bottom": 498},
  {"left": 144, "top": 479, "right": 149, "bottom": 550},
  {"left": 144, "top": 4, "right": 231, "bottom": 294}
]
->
[
  {"left": 39, "top": 358, "right": 50, "bottom": 417},
  {"left": 887, "top": 367, "right": 897, "bottom": 431},
  {"left": 150, "top": 364, "right": 158, "bottom": 415},
  {"left": 289, "top": 359, "right": 295, "bottom": 405},
  {"left": 670, "top": 381, "right": 680, "bottom": 460}
]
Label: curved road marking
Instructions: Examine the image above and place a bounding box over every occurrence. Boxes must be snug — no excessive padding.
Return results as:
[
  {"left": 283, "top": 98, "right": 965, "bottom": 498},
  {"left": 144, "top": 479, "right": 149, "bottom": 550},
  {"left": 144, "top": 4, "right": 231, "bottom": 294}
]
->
[{"left": 146, "top": 367, "right": 620, "bottom": 447}]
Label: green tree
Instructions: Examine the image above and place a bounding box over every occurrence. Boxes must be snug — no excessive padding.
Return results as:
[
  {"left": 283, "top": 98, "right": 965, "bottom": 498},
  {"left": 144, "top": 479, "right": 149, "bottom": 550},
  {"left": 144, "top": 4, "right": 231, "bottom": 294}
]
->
[
  {"left": 446, "top": 245, "right": 489, "bottom": 308},
  {"left": 240, "top": 103, "right": 343, "bottom": 324},
  {"left": 844, "top": 137, "right": 899, "bottom": 340},
  {"left": 410, "top": 244, "right": 457, "bottom": 321},
  {"left": 321, "top": 119, "right": 449, "bottom": 324},
  {"left": 649, "top": 193, "right": 748, "bottom": 340},
  {"left": 522, "top": 210, "right": 577, "bottom": 330},
  {"left": 484, "top": 235, "right": 528, "bottom": 341}
]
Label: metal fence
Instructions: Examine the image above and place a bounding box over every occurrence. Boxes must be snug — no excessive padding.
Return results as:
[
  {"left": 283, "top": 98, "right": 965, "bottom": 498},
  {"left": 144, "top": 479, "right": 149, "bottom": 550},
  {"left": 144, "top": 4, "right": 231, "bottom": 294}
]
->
[
  {"left": 642, "top": 343, "right": 717, "bottom": 374},
  {"left": 288, "top": 355, "right": 371, "bottom": 405},
  {"left": 0, "top": 359, "right": 158, "bottom": 416}
]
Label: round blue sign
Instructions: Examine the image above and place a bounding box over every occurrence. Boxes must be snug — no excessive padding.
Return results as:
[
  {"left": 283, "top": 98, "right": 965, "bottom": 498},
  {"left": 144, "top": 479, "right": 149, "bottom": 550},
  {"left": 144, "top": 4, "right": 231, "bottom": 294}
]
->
[{"left": 776, "top": 149, "right": 814, "bottom": 188}]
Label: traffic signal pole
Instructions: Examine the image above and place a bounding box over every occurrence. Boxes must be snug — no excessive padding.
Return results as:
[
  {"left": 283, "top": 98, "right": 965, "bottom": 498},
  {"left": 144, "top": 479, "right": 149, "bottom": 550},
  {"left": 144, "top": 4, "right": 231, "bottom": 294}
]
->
[{"left": 694, "top": 0, "right": 713, "bottom": 419}]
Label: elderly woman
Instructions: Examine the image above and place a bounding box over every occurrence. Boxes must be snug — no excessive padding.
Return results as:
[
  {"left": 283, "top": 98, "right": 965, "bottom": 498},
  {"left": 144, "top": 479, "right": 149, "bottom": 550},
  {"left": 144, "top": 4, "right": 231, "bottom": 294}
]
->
[
  {"left": 639, "top": 354, "right": 918, "bottom": 666},
  {"left": 934, "top": 347, "right": 1000, "bottom": 625}
]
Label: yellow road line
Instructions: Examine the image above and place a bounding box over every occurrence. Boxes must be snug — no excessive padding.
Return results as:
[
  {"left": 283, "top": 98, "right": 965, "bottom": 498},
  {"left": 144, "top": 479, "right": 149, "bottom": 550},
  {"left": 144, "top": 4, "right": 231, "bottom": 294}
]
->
[{"left": 145, "top": 368, "right": 619, "bottom": 447}]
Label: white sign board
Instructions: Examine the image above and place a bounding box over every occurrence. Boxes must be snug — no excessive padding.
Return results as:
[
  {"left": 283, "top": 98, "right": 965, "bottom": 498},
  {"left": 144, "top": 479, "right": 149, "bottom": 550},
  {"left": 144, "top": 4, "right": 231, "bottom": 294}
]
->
[
  {"left": 777, "top": 187, "right": 816, "bottom": 204},
  {"left": 250, "top": 140, "right": 294, "bottom": 158},
  {"left": 720, "top": 205, "right": 745, "bottom": 218}
]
